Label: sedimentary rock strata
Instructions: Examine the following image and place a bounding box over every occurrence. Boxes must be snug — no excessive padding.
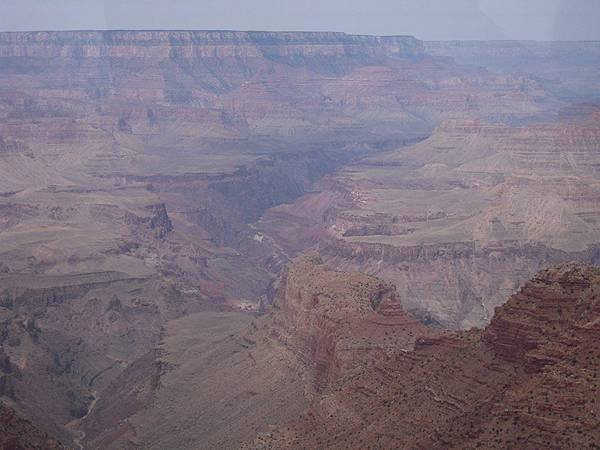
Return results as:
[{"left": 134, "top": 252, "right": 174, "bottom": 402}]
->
[
  {"left": 0, "top": 29, "right": 599, "bottom": 446},
  {"left": 258, "top": 109, "right": 600, "bottom": 328},
  {"left": 0, "top": 401, "right": 64, "bottom": 450},
  {"left": 77, "top": 256, "right": 426, "bottom": 449},
  {"left": 257, "top": 263, "right": 600, "bottom": 449},
  {"left": 269, "top": 255, "right": 428, "bottom": 390}
]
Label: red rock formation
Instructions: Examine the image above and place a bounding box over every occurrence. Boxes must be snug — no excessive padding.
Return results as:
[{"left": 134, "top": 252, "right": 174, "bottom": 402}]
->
[
  {"left": 269, "top": 255, "right": 428, "bottom": 390},
  {"left": 257, "top": 110, "right": 600, "bottom": 329},
  {"left": 0, "top": 402, "right": 64, "bottom": 449},
  {"left": 485, "top": 263, "right": 600, "bottom": 368},
  {"left": 75, "top": 257, "right": 428, "bottom": 449},
  {"left": 256, "top": 262, "right": 600, "bottom": 449}
]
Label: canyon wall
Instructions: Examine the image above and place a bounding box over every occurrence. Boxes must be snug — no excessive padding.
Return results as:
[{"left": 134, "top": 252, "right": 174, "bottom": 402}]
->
[
  {"left": 258, "top": 110, "right": 600, "bottom": 328},
  {"left": 257, "top": 262, "right": 600, "bottom": 449},
  {"left": 0, "top": 30, "right": 599, "bottom": 445},
  {"left": 0, "top": 30, "right": 442, "bottom": 444},
  {"left": 0, "top": 31, "right": 424, "bottom": 62},
  {"left": 77, "top": 259, "right": 600, "bottom": 449},
  {"left": 424, "top": 40, "right": 600, "bottom": 101},
  {"left": 78, "top": 256, "right": 428, "bottom": 449}
]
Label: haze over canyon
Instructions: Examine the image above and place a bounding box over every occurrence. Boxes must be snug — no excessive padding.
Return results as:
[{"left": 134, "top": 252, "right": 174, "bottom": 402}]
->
[{"left": 0, "top": 29, "right": 598, "bottom": 449}]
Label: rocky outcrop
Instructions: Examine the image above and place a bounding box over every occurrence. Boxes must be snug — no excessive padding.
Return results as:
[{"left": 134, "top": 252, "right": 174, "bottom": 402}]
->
[
  {"left": 77, "top": 257, "right": 428, "bottom": 449},
  {"left": 484, "top": 263, "right": 600, "bottom": 368},
  {"left": 257, "top": 263, "right": 600, "bottom": 449},
  {"left": 147, "top": 203, "right": 173, "bottom": 239},
  {"left": 319, "top": 240, "right": 600, "bottom": 329},
  {"left": 270, "top": 256, "right": 427, "bottom": 390},
  {"left": 0, "top": 402, "right": 64, "bottom": 450}
]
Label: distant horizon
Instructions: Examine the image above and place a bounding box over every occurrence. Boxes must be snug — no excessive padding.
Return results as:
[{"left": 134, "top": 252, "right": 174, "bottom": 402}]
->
[
  {"left": 1, "top": 28, "right": 599, "bottom": 43},
  {"left": 2, "top": 0, "right": 599, "bottom": 41}
]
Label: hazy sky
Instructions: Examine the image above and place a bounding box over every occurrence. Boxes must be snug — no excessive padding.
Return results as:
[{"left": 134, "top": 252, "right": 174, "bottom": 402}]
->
[{"left": 1, "top": 0, "right": 599, "bottom": 40}]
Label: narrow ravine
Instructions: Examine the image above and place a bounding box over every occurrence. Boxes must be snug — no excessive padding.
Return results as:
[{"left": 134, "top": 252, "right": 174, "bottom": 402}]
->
[{"left": 67, "top": 391, "right": 99, "bottom": 450}]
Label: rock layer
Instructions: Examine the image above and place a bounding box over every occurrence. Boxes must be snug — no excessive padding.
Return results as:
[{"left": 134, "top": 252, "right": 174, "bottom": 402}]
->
[
  {"left": 258, "top": 110, "right": 600, "bottom": 328},
  {"left": 0, "top": 401, "right": 64, "bottom": 450},
  {"left": 269, "top": 255, "right": 428, "bottom": 390},
  {"left": 257, "top": 262, "right": 600, "bottom": 449},
  {"left": 78, "top": 256, "right": 426, "bottom": 449}
]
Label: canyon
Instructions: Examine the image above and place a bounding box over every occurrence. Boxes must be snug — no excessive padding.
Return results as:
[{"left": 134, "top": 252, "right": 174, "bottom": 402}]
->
[
  {"left": 258, "top": 110, "right": 600, "bottom": 328},
  {"left": 0, "top": 30, "right": 598, "bottom": 448}
]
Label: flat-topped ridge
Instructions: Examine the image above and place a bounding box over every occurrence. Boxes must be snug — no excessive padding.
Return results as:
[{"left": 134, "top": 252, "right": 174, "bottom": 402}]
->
[{"left": 0, "top": 30, "right": 420, "bottom": 46}]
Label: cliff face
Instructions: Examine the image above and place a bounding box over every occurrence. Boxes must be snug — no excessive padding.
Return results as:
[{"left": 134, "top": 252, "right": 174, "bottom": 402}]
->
[
  {"left": 31, "top": 259, "right": 597, "bottom": 449},
  {"left": 270, "top": 256, "right": 427, "bottom": 390},
  {"left": 78, "top": 257, "right": 427, "bottom": 449},
  {"left": 257, "top": 109, "right": 600, "bottom": 329},
  {"left": 0, "top": 30, "right": 552, "bottom": 180},
  {"left": 82, "top": 259, "right": 599, "bottom": 449},
  {"left": 484, "top": 263, "right": 600, "bottom": 368},
  {"left": 0, "top": 402, "right": 64, "bottom": 450},
  {"left": 0, "top": 30, "right": 447, "bottom": 444},
  {"left": 0, "top": 31, "right": 423, "bottom": 60},
  {"left": 257, "top": 263, "right": 600, "bottom": 449}
]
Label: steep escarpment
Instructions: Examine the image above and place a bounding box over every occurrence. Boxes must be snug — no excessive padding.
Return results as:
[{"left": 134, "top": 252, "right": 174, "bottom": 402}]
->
[
  {"left": 144, "top": 145, "right": 378, "bottom": 247},
  {"left": 0, "top": 31, "right": 424, "bottom": 62},
  {"left": 258, "top": 109, "right": 600, "bottom": 328},
  {"left": 484, "top": 263, "right": 600, "bottom": 367},
  {"left": 257, "top": 263, "right": 600, "bottom": 449},
  {"left": 78, "top": 257, "right": 427, "bottom": 449},
  {"left": 0, "top": 30, "right": 551, "bottom": 181},
  {"left": 269, "top": 256, "right": 428, "bottom": 390},
  {"left": 0, "top": 30, "right": 433, "bottom": 443}
]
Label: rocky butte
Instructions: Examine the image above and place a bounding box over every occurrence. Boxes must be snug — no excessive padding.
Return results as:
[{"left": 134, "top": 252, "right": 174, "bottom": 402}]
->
[{"left": 0, "top": 30, "right": 598, "bottom": 448}]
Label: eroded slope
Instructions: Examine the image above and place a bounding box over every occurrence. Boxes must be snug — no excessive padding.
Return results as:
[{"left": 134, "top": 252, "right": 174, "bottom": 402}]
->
[
  {"left": 258, "top": 108, "right": 600, "bottom": 328},
  {"left": 257, "top": 262, "right": 600, "bottom": 449},
  {"left": 80, "top": 256, "right": 426, "bottom": 449}
]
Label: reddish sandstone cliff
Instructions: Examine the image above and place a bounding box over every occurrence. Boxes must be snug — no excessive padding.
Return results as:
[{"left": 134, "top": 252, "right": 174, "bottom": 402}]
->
[
  {"left": 256, "top": 262, "right": 600, "bottom": 449},
  {"left": 76, "top": 256, "right": 428, "bottom": 449},
  {"left": 269, "top": 255, "right": 428, "bottom": 390}
]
